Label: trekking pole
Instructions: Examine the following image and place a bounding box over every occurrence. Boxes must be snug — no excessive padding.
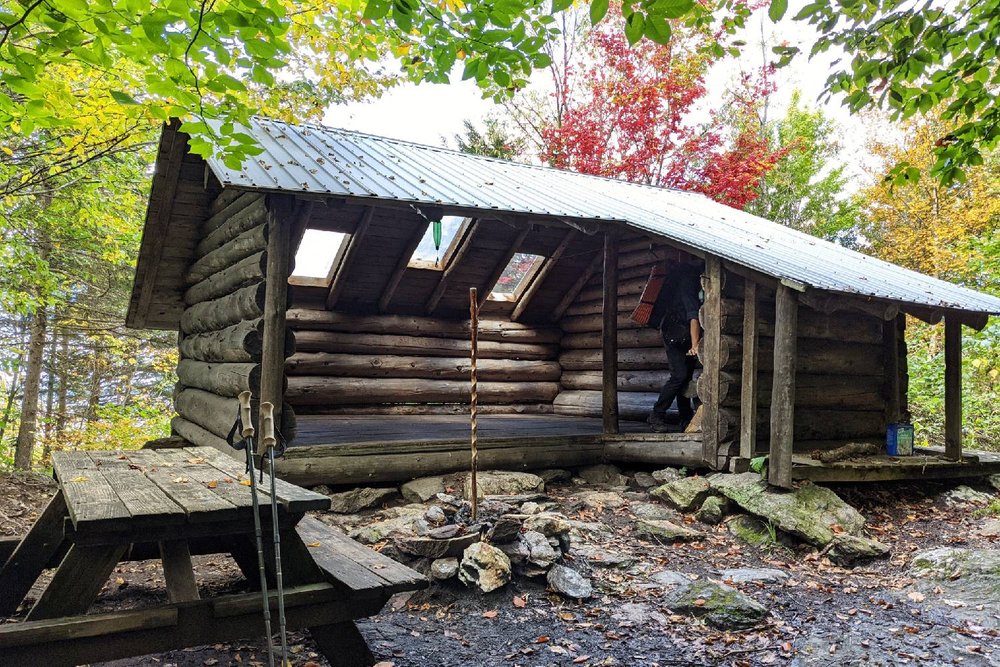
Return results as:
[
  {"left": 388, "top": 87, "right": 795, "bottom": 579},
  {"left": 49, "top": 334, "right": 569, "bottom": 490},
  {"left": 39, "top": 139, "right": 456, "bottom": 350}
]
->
[
  {"left": 236, "top": 391, "right": 275, "bottom": 667},
  {"left": 260, "top": 402, "right": 289, "bottom": 667}
]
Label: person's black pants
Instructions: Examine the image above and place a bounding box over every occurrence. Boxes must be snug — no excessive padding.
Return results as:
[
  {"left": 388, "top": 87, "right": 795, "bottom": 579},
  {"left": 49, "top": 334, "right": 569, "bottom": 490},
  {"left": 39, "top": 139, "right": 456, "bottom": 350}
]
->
[{"left": 652, "top": 337, "right": 696, "bottom": 423}]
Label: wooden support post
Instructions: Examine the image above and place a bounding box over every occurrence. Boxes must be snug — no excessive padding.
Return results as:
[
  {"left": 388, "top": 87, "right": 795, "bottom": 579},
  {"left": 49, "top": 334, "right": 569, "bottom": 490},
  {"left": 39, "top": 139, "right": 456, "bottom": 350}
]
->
[
  {"left": 26, "top": 543, "right": 128, "bottom": 621},
  {"left": 261, "top": 196, "right": 295, "bottom": 435},
  {"left": 739, "top": 279, "right": 759, "bottom": 459},
  {"left": 768, "top": 284, "right": 798, "bottom": 488},
  {"left": 159, "top": 540, "right": 200, "bottom": 603},
  {"left": 884, "top": 314, "right": 902, "bottom": 424},
  {"left": 700, "top": 258, "right": 723, "bottom": 466},
  {"left": 511, "top": 229, "right": 576, "bottom": 321},
  {"left": 945, "top": 316, "right": 963, "bottom": 460},
  {"left": 0, "top": 491, "right": 67, "bottom": 615},
  {"left": 602, "top": 233, "right": 620, "bottom": 435}
]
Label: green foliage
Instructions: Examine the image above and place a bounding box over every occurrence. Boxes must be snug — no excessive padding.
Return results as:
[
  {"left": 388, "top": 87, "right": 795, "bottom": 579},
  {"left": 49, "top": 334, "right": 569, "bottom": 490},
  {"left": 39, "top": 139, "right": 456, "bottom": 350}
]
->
[
  {"left": 747, "top": 92, "right": 858, "bottom": 245},
  {"left": 452, "top": 117, "right": 526, "bottom": 160},
  {"left": 772, "top": 0, "right": 1000, "bottom": 185}
]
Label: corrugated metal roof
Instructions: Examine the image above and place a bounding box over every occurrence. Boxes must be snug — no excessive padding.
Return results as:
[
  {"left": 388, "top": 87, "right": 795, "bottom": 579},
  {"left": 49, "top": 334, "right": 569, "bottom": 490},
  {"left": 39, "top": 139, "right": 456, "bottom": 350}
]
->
[{"left": 205, "top": 117, "right": 1000, "bottom": 314}]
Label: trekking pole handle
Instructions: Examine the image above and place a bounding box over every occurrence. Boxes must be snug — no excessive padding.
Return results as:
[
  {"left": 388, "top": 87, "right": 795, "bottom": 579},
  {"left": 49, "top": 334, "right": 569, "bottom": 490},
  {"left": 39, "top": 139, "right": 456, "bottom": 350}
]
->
[
  {"left": 261, "top": 401, "right": 276, "bottom": 450},
  {"left": 238, "top": 391, "right": 255, "bottom": 439}
]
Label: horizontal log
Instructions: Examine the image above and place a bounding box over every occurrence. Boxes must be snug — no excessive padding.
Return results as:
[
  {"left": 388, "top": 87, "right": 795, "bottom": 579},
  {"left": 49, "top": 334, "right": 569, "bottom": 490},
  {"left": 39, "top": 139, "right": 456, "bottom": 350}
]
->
[
  {"left": 286, "top": 377, "right": 560, "bottom": 406},
  {"left": 179, "top": 319, "right": 263, "bottom": 363},
  {"left": 576, "top": 276, "right": 649, "bottom": 304},
  {"left": 170, "top": 416, "right": 231, "bottom": 455},
  {"left": 197, "top": 196, "right": 267, "bottom": 257},
  {"left": 292, "top": 331, "right": 557, "bottom": 361},
  {"left": 301, "top": 403, "right": 554, "bottom": 416},
  {"left": 714, "top": 372, "right": 886, "bottom": 410},
  {"left": 559, "top": 347, "right": 665, "bottom": 371},
  {"left": 560, "top": 312, "right": 647, "bottom": 334},
  {"left": 206, "top": 192, "right": 260, "bottom": 227},
  {"left": 184, "top": 252, "right": 266, "bottom": 306},
  {"left": 286, "top": 353, "right": 561, "bottom": 382},
  {"left": 187, "top": 224, "right": 268, "bottom": 286},
  {"left": 718, "top": 407, "right": 886, "bottom": 443},
  {"left": 561, "top": 328, "right": 662, "bottom": 350},
  {"left": 286, "top": 309, "right": 561, "bottom": 344},
  {"left": 563, "top": 296, "right": 641, "bottom": 318},
  {"left": 560, "top": 370, "right": 664, "bottom": 392},
  {"left": 174, "top": 388, "right": 240, "bottom": 441},
  {"left": 175, "top": 359, "right": 260, "bottom": 398},
  {"left": 275, "top": 436, "right": 604, "bottom": 486},
  {"left": 603, "top": 435, "right": 713, "bottom": 468},
  {"left": 718, "top": 298, "right": 884, "bottom": 344},
  {"left": 719, "top": 336, "right": 884, "bottom": 376},
  {"left": 552, "top": 390, "right": 657, "bottom": 420},
  {"left": 180, "top": 283, "right": 265, "bottom": 335}
]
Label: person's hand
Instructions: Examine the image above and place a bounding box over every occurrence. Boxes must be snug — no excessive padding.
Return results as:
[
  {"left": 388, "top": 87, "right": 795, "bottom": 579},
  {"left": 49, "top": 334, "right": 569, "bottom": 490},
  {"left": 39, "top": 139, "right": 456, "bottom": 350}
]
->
[{"left": 686, "top": 348, "right": 698, "bottom": 356}]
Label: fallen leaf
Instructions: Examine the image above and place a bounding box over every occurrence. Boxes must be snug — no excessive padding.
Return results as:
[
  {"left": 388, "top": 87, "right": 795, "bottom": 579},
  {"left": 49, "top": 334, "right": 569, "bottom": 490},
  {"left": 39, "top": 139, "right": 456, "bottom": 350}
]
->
[
  {"left": 907, "top": 591, "right": 926, "bottom": 603},
  {"left": 172, "top": 476, "right": 189, "bottom": 484},
  {"left": 115, "top": 577, "right": 126, "bottom": 587},
  {"left": 188, "top": 457, "right": 206, "bottom": 464},
  {"left": 69, "top": 476, "right": 88, "bottom": 483},
  {"left": 693, "top": 598, "right": 706, "bottom": 607},
  {"left": 534, "top": 635, "right": 550, "bottom": 644},
  {"left": 831, "top": 523, "right": 845, "bottom": 534},
  {"left": 240, "top": 479, "right": 252, "bottom": 486},
  {"left": 373, "top": 662, "right": 395, "bottom": 667},
  {"left": 482, "top": 610, "right": 498, "bottom": 618},
  {"left": 512, "top": 595, "right": 527, "bottom": 608},
  {"left": 203, "top": 659, "right": 219, "bottom": 666},
  {"left": 307, "top": 542, "right": 321, "bottom": 548},
  {"left": 206, "top": 480, "right": 218, "bottom": 489},
  {"left": 573, "top": 657, "right": 591, "bottom": 664}
]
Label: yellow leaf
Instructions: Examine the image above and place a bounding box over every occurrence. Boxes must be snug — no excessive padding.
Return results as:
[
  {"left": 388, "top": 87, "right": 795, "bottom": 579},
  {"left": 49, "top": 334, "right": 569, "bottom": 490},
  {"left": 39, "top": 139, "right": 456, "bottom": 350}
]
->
[
  {"left": 207, "top": 480, "right": 218, "bottom": 489},
  {"left": 187, "top": 457, "right": 205, "bottom": 464},
  {"left": 172, "top": 476, "right": 189, "bottom": 483},
  {"left": 307, "top": 541, "right": 321, "bottom": 547},
  {"left": 69, "top": 475, "right": 88, "bottom": 482},
  {"left": 240, "top": 479, "right": 252, "bottom": 486}
]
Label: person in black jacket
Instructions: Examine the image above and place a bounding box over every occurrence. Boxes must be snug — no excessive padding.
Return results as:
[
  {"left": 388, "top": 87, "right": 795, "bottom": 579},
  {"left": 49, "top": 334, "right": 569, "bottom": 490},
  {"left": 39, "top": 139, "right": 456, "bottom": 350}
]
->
[{"left": 648, "top": 259, "right": 703, "bottom": 432}]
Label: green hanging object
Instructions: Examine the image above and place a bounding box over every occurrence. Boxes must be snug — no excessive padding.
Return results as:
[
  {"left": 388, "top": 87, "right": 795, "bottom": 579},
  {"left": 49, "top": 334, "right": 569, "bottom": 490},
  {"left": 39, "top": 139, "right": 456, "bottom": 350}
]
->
[{"left": 433, "top": 219, "right": 443, "bottom": 265}]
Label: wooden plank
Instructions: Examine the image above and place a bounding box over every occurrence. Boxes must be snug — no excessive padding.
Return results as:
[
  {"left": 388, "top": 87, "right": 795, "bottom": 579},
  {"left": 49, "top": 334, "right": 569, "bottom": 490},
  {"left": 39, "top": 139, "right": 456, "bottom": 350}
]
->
[
  {"left": 884, "top": 314, "right": 901, "bottom": 424},
  {"left": 602, "top": 233, "right": 620, "bottom": 435},
  {"left": 262, "top": 196, "right": 296, "bottom": 435},
  {"left": 310, "top": 622, "right": 376, "bottom": 667},
  {"left": 51, "top": 452, "right": 130, "bottom": 533},
  {"left": 768, "top": 284, "right": 798, "bottom": 488},
  {"left": 326, "top": 206, "right": 376, "bottom": 309},
  {"left": 0, "top": 491, "right": 67, "bottom": 615},
  {"left": 26, "top": 543, "right": 129, "bottom": 621},
  {"left": 123, "top": 450, "right": 242, "bottom": 523},
  {"left": 425, "top": 221, "right": 479, "bottom": 314},
  {"left": 739, "top": 279, "right": 759, "bottom": 458},
  {"left": 99, "top": 468, "right": 187, "bottom": 526},
  {"left": 602, "top": 436, "right": 706, "bottom": 467},
  {"left": 553, "top": 250, "right": 603, "bottom": 320},
  {"left": 160, "top": 540, "right": 200, "bottom": 603},
  {"left": 945, "top": 316, "right": 963, "bottom": 461},
  {"left": 700, "top": 258, "right": 723, "bottom": 465},
  {"left": 190, "top": 446, "right": 330, "bottom": 513},
  {"left": 149, "top": 448, "right": 255, "bottom": 515},
  {"left": 512, "top": 229, "right": 576, "bottom": 321},
  {"left": 0, "top": 607, "right": 178, "bottom": 649},
  {"left": 379, "top": 216, "right": 431, "bottom": 312}
]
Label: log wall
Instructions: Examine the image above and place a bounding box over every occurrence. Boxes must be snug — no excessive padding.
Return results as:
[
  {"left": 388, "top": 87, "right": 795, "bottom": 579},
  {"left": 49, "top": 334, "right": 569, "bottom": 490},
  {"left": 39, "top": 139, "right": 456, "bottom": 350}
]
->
[
  {"left": 284, "top": 309, "right": 562, "bottom": 414},
  {"left": 171, "top": 192, "right": 287, "bottom": 451}
]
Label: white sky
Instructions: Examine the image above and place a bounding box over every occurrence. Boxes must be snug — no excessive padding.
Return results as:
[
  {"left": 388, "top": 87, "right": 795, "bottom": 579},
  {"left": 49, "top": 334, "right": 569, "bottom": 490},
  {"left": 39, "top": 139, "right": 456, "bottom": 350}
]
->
[{"left": 321, "top": 3, "right": 885, "bottom": 201}]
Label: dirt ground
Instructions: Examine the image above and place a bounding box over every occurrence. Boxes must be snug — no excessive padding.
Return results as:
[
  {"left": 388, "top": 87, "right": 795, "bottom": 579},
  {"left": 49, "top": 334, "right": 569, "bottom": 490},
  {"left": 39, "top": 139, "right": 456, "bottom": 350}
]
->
[{"left": 2, "top": 469, "right": 999, "bottom": 667}]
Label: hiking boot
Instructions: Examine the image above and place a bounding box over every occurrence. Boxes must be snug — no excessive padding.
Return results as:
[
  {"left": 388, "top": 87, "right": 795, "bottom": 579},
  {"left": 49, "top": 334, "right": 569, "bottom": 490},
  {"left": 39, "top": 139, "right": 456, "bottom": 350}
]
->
[
  {"left": 647, "top": 412, "right": 668, "bottom": 428},
  {"left": 650, "top": 421, "right": 675, "bottom": 433}
]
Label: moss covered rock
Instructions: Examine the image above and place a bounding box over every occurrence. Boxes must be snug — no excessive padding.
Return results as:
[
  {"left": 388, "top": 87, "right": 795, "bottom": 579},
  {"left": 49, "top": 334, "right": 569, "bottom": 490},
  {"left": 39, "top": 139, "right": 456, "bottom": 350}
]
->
[
  {"left": 710, "top": 473, "right": 864, "bottom": 546},
  {"left": 662, "top": 580, "right": 767, "bottom": 630},
  {"left": 651, "top": 476, "right": 713, "bottom": 511},
  {"left": 636, "top": 518, "right": 704, "bottom": 542}
]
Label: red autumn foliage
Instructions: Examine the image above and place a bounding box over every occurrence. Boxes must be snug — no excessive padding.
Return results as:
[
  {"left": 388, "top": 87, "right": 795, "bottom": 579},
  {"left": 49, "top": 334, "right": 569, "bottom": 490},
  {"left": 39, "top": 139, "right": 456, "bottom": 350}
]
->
[{"left": 539, "top": 11, "right": 788, "bottom": 210}]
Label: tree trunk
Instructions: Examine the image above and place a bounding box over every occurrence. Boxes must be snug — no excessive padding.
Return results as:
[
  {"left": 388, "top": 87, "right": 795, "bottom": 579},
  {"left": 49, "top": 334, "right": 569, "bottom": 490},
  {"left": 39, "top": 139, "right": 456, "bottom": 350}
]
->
[
  {"left": 14, "top": 305, "right": 48, "bottom": 470},
  {"left": 0, "top": 317, "right": 27, "bottom": 447},
  {"left": 55, "top": 328, "right": 69, "bottom": 438}
]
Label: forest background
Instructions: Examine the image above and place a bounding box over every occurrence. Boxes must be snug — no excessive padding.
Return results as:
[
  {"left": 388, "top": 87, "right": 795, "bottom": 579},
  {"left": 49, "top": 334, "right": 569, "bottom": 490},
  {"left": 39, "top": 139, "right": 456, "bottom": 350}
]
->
[{"left": 1, "top": 0, "right": 998, "bottom": 470}]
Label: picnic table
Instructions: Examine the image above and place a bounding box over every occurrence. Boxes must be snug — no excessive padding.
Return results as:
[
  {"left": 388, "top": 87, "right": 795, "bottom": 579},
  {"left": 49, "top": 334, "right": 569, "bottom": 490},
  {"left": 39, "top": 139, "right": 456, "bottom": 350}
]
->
[{"left": 0, "top": 446, "right": 427, "bottom": 667}]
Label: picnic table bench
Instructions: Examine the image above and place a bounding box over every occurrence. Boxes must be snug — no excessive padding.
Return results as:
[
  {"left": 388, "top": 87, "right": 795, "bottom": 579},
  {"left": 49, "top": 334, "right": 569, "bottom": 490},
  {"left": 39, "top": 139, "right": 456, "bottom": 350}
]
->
[{"left": 0, "top": 446, "right": 427, "bottom": 667}]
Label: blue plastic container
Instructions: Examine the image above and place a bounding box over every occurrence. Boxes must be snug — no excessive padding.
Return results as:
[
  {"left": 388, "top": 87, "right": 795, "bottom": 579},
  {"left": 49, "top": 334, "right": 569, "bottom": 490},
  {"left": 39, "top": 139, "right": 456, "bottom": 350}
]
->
[{"left": 886, "top": 423, "right": 914, "bottom": 456}]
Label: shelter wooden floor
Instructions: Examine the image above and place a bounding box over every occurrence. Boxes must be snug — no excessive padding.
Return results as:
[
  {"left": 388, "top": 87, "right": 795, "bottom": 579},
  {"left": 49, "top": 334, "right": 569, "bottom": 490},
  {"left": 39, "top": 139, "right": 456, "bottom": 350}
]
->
[
  {"left": 291, "top": 414, "right": 652, "bottom": 446},
  {"left": 791, "top": 446, "right": 1000, "bottom": 482}
]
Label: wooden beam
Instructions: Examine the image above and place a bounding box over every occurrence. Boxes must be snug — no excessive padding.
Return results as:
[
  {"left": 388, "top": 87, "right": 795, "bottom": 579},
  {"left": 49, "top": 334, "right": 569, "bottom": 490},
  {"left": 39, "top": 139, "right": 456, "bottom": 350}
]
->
[
  {"left": 425, "top": 221, "right": 479, "bottom": 315},
  {"left": 883, "top": 314, "right": 902, "bottom": 424},
  {"left": 945, "top": 316, "right": 963, "bottom": 460},
  {"left": 700, "top": 258, "right": 723, "bottom": 465},
  {"left": 379, "top": 217, "right": 431, "bottom": 313},
  {"left": 602, "top": 233, "right": 620, "bottom": 435},
  {"left": 768, "top": 284, "right": 798, "bottom": 488},
  {"left": 511, "top": 229, "right": 576, "bottom": 321},
  {"left": 325, "top": 206, "right": 375, "bottom": 310},
  {"left": 261, "top": 196, "right": 296, "bottom": 437},
  {"left": 130, "top": 121, "right": 188, "bottom": 328},
  {"left": 477, "top": 226, "right": 532, "bottom": 308},
  {"left": 739, "top": 279, "right": 759, "bottom": 459},
  {"left": 553, "top": 250, "right": 604, "bottom": 320}
]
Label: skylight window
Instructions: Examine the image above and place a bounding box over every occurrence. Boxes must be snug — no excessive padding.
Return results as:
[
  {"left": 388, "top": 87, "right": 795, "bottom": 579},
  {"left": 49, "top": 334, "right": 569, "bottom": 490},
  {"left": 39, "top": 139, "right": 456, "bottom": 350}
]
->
[
  {"left": 289, "top": 229, "right": 348, "bottom": 286},
  {"left": 489, "top": 253, "right": 546, "bottom": 301},
  {"left": 407, "top": 216, "right": 467, "bottom": 269}
]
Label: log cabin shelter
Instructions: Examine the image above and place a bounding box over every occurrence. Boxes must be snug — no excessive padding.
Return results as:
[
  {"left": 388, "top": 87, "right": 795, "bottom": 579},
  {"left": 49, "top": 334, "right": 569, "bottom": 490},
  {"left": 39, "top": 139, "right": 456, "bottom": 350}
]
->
[{"left": 127, "top": 118, "right": 1000, "bottom": 489}]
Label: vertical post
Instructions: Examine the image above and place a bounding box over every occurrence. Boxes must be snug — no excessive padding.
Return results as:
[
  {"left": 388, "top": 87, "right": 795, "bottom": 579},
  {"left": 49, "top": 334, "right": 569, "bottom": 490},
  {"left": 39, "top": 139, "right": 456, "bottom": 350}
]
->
[
  {"left": 739, "top": 279, "right": 759, "bottom": 459},
  {"left": 261, "top": 196, "right": 294, "bottom": 436},
  {"left": 769, "top": 284, "right": 798, "bottom": 488},
  {"left": 883, "top": 313, "right": 902, "bottom": 425},
  {"left": 602, "top": 233, "right": 620, "bottom": 435},
  {"left": 469, "top": 287, "right": 480, "bottom": 519},
  {"left": 944, "top": 316, "right": 963, "bottom": 461},
  {"left": 700, "top": 258, "right": 722, "bottom": 466}
]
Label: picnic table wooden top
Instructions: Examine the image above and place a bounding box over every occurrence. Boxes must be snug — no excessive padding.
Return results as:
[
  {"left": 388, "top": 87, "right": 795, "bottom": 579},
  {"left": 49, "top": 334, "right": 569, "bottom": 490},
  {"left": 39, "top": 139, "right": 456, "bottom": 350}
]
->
[{"left": 52, "top": 446, "right": 331, "bottom": 534}]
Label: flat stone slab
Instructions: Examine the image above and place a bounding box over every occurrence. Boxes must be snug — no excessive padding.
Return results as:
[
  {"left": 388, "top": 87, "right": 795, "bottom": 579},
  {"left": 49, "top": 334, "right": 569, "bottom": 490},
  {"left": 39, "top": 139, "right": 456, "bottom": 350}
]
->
[
  {"left": 710, "top": 473, "right": 865, "bottom": 546},
  {"left": 462, "top": 470, "right": 544, "bottom": 498},
  {"left": 401, "top": 476, "right": 446, "bottom": 503},
  {"left": 719, "top": 568, "right": 789, "bottom": 584},
  {"left": 663, "top": 580, "right": 767, "bottom": 630},
  {"left": 394, "top": 532, "right": 480, "bottom": 558},
  {"left": 649, "top": 570, "right": 694, "bottom": 588},
  {"left": 907, "top": 547, "right": 1000, "bottom": 630},
  {"left": 326, "top": 487, "right": 398, "bottom": 514},
  {"left": 547, "top": 564, "right": 593, "bottom": 599},
  {"left": 636, "top": 518, "right": 704, "bottom": 542},
  {"left": 651, "top": 476, "right": 713, "bottom": 511}
]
